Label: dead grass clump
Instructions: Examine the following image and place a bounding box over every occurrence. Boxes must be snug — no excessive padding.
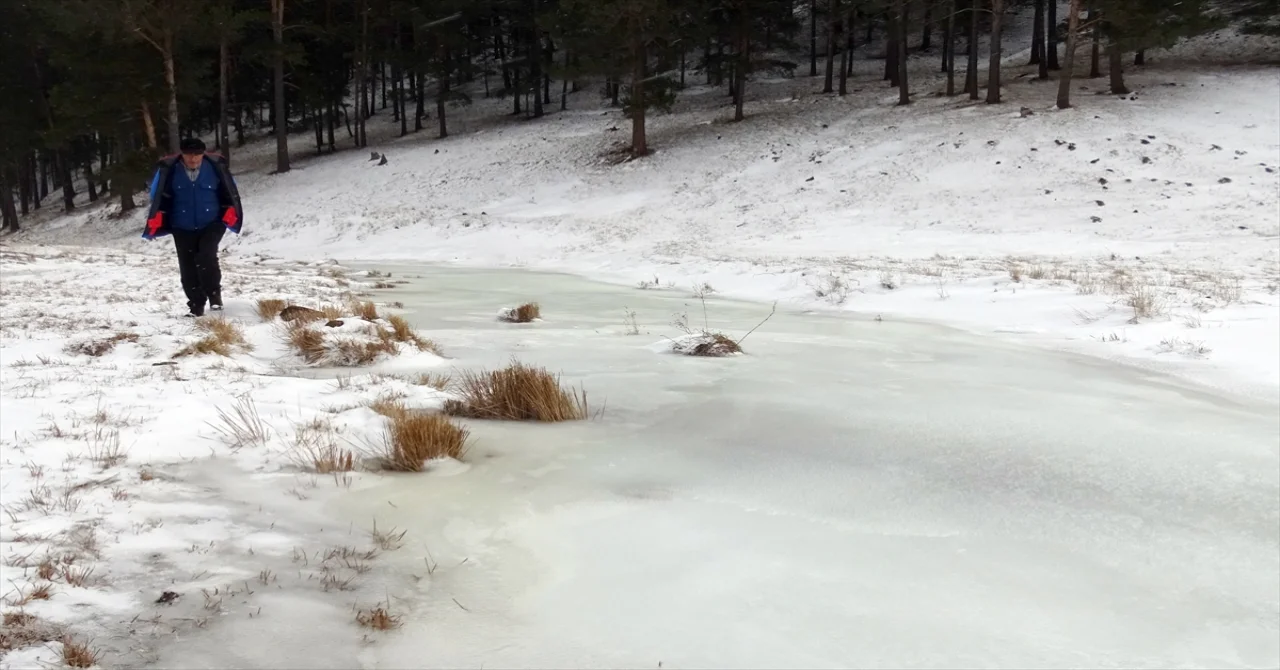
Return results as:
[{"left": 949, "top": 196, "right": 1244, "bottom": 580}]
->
[
  {"left": 285, "top": 322, "right": 398, "bottom": 366},
  {"left": 175, "top": 317, "right": 250, "bottom": 357},
  {"left": 1126, "top": 284, "right": 1168, "bottom": 322},
  {"left": 671, "top": 333, "right": 743, "bottom": 357},
  {"left": 353, "top": 301, "right": 379, "bottom": 321},
  {"left": 413, "top": 372, "right": 452, "bottom": 391},
  {"left": 1, "top": 612, "right": 61, "bottom": 653},
  {"left": 384, "top": 315, "right": 441, "bottom": 354},
  {"left": 291, "top": 418, "right": 355, "bottom": 473},
  {"left": 4, "top": 582, "right": 54, "bottom": 606},
  {"left": 210, "top": 394, "right": 272, "bottom": 449},
  {"left": 65, "top": 332, "right": 139, "bottom": 357},
  {"left": 356, "top": 603, "right": 402, "bottom": 630},
  {"left": 443, "top": 362, "right": 588, "bottom": 422},
  {"left": 61, "top": 635, "right": 101, "bottom": 668},
  {"left": 256, "top": 298, "right": 288, "bottom": 322},
  {"left": 380, "top": 412, "right": 470, "bottom": 471},
  {"left": 367, "top": 396, "right": 409, "bottom": 420},
  {"left": 499, "top": 302, "right": 541, "bottom": 323}
]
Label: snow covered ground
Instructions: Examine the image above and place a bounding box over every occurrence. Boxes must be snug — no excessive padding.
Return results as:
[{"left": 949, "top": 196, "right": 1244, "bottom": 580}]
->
[
  {"left": 2, "top": 255, "right": 1276, "bottom": 668},
  {"left": 2, "top": 16, "right": 1279, "bottom": 668},
  {"left": 0, "top": 249, "right": 458, "bottom": 667},
  {"left": 10, "top": 29, "right": 1280, "bottom": 400}
]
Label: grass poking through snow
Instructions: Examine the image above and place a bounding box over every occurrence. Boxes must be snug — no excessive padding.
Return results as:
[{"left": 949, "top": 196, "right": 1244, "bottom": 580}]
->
[
  {"left": 444, "top": 361, "right": 588, "bottom": 422},
  {"left": 174, "top": 316, "right": 251, "bottom": 358},
  {"left": 379, "top": 411, "right": 470, "bottom": 471}
]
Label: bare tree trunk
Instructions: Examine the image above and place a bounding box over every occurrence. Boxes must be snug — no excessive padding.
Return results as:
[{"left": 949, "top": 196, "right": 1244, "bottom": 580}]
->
[
  {"left": 219, "top": 36, "right": 231, "bottom": 166},
  {"left": 163, "top": 33, "right": 180, "bottom": 155},
  {"left": 1056, "top": 0, "right": 1082, "bottom": 108},
  {"left": 733, "top": 9, "right": 748, "bottom": 122},
  {"left": 57, "top": 151, "right": 75, "bottom": 212},
  {"left": 1030, "top": 0, "right": 1044, "bottom": 64},
  {"left": 437, "top": 44, "right": 450, "bottom": 138},
  {"left": 809, "top": 0, "right": 819, "bottom": 76},
  {"left": 966, "top": 0, "right": 979, "bottom": 99},
  {"left": 1134, "top": 49, "right": 1145, "bottom": 65},
  {"left": 630, "top": 27, "right": 647, "bottom": 155},
  {"left": 272, "top": 0, "right": 291, "bottom": 173},
  {"left": 823, "top": 0, "right": 837, "bottom": 93},
  {"left": 0, "top": 166, "right": 18, "bottom": 232},
  {"left": 18, "top": 155, "right": 31, "bottom": 216},
  {"left": 945, "top": 0, "right": 956, "bottom": 95},
  {"left": 1047, "top": 0, "right": 1060, "bottom": 69},
  {"left": 1089, "top": 8, "right": 1101, "bottom": 78},
  {"left": 839, "top": 7, "right": 851, "bottom": 94},
  {"left": 986, "top": 0, "right": 1004, "bottom": 104},
  {"left": 1108, "top": 43, "right": 1128, "bottom": 94},
  {"left": 885, "top": 11, "right": 898, "bottom": 84},
  {"left": 921, "top": 5, "right": 933, "bottom": 50},
  {"left": 897, "top": 0, "right": 910, "bottom": 105}
]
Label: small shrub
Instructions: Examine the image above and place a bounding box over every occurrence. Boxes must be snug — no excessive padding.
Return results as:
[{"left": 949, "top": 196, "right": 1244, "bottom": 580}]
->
[
  {"left": 499, "top": 302, "right": 541, "bottom": 323},
  {"left": 381, "top": 411, "right": 470, "bottom": 471},
  {"left": 291, "top": 418, "right": 355, "bottom": 473},
  {"left": 256, "top": 298, "right": 288, "bottom": 322},
  {"left": 444, "top": 362, "right": 588, "bottom": 422},
  {"left": 175, "top": 317, "right": 250, "bottom": 358}
]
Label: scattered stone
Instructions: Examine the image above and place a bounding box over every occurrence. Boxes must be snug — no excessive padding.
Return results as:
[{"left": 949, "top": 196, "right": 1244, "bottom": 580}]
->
[
  {"left": 325, "top": 319, "right": 345, "bottom": 328},
  {"left": 378, "top": 155, "right": 388, "bottom": 166},
  {"left": 1239, "top": 226, "right": 1249, "bottom": 230},
  {"left": 1090, "top": 216, "right": 1103, "bottom": 223},
  {"left": 1141, "top": 156, "right": 1152, "bottom": 164},
  {"left": 1096, "top": 200, "right": 1106, "bottom": 206},
  {"left": 1219, "top": 177, "right": 1233, "bottom": 184},
  {"left": 369, "top": 152, "right": 380, "bottom": 161},
  {"left": 805, "top": 176, "right": 814, "bottom": 182},
  {"left": 1019, "top": 107, "right": 1034, "bottom": 117},
  {"left": 1211, "top": 144, "right": 1222, "bottom": 151},
  {"left": 1141, "top": 139, "right": 1151, "bottom": 144},
  {"left": 156, "top": 591, "right": 180, "bottom": 605},
  {"left": 1067, "top": 143, "right": 1077, "bottom": 151},
  {"left": 1098, "top": 178, "right": 1108, "bottom": 185}
]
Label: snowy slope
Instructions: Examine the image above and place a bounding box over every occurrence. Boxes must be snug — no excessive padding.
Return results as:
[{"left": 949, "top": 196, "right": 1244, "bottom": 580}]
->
[{"left": 10, "top": 27, "right": 1280, "bottom": 399}]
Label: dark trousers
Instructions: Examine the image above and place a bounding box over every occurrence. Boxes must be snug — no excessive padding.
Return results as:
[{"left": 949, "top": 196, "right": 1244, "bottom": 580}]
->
[{"left": 172, "top": 224, "right": 225, "bottom": 314}]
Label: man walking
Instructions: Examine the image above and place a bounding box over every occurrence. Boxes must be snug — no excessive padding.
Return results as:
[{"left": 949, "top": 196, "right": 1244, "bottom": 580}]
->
[{"left": 141, "top": 138, "right": 244, "bottom": 317}]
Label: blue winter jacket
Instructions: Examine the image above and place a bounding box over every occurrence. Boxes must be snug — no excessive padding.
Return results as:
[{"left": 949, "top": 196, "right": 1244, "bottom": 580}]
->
[{"left": 142, "top": 153, "right": 244, "bottom": 240}]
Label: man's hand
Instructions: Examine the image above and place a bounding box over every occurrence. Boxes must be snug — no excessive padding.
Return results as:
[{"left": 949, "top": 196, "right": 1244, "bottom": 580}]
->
[
  {"left": 222, "top": 208, "right": 238, "bottom": 228},
  {"left": 145, "top": 212, "right": 164, "bottom": 238}
]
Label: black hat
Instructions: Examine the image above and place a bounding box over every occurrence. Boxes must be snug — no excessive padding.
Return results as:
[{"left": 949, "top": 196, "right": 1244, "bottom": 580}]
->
[{"left": 180, "top": 138, "right": 206, "bottom": 154}]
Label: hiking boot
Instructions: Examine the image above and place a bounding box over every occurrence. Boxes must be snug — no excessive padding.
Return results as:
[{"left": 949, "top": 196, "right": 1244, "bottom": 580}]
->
[{"left": 209, "top": 292, "right": 223, "bottom": 311}]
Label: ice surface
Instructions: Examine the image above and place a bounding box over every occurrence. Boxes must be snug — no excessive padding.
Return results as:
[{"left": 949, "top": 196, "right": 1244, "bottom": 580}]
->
[{"left": 142, "top": 265, "right": 1279, "bottom": 669}]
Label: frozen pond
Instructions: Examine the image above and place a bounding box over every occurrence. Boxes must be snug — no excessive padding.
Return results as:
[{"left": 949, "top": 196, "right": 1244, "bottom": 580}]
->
[{"left": 159, "top": 265, "right": 1280, "bottom": 668}]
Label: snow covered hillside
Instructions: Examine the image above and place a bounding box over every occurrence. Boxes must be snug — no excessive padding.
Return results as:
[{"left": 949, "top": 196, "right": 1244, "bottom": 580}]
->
[{"left": 13, "top": 29, "right": 1280, "bottom": 400}]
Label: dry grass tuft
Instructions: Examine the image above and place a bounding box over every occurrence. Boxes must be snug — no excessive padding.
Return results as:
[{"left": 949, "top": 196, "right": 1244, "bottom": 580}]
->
[
  {"left": 356, "top": 603, "right": 402, "bottom": 630},
  {"left": 499, "top": 302, "right": 541, "bottom": 323},
  {"left": 256, "top": 298, "right": 288, "bottom": 322},
  {"left": 413, "top": 372, "right": 452, "bottom": 391},
  {"left": 385, "top": 315, "right": 441, "bottom": 354},
  {"left": 1126, "top": 284, "right": 1168, "bottom": 322},
  {"left": 284, "top": 322, "right": 399, "bottom": 366},
  {"left": 65, "top": 332, "right": 139, "bottom": 357},
  {"left": 379, "top": 411, "right": 470, "bottom": 471},
  {"left": 444, "top": 361, "right": 588, "bottom": 422},
  {"left": 353, "top": 301, "right": 380, "bottom": 321},
  {"left": 61, "top": 635, "right": 101, "bottom": 668},
  {"left": 5, "top": 582, "right": 54, "bottom": 606},
  {"left": 367, "top": 395, "right": 409, "bottom": 420},
  {"left": 175, "top": 316, "right": 251, "bottom": 357},
  {"left": 61, "top": 565, "right": 95, "bottom": 587},
  {"left": 291, "top": 418, "right": 355, "bottom": 474},
  {"left": 1, "top": 612, "right": 61, "bottom": 653},
  {"left": 210, "top": 394, "right": 272, "bottom": 449}
]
